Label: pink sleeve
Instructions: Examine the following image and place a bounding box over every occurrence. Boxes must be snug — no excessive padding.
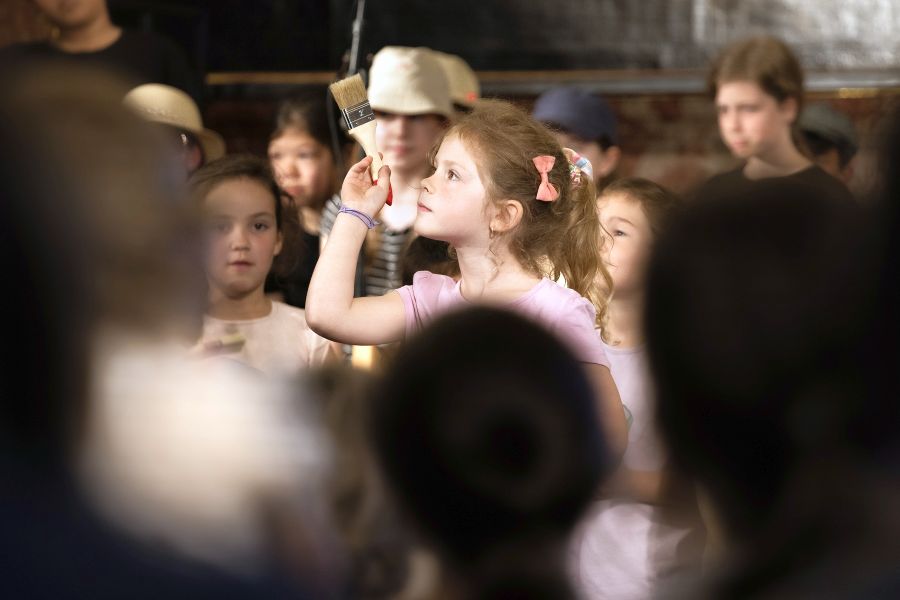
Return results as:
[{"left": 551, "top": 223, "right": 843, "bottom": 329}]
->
[
  {"left": 394, "top": 271, "right": 452, "bottom": 338},
  {"left": 555, "top": 299, "right": 610, "bottom": 368},
  {"left": 395, "top": 285, "right": 419, "bottom": 339}
]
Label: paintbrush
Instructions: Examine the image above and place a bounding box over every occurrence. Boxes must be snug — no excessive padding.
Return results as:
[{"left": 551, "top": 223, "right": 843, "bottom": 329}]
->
[{"left": 329, "top": 74, "right": 392, "bottom": 206}]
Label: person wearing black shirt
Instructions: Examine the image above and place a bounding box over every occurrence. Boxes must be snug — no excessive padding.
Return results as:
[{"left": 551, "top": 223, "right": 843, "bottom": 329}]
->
[
  {"left": 4, "top": 0, "right": 200, "bottom": 103},
  {"left": 699, "top": 35, "right": 853, "bottom": 204}
]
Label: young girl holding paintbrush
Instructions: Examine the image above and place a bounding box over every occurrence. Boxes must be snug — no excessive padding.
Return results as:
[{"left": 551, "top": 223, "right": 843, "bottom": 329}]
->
[{"left": 307, "top": 97, "right": 628, "bottom": 455}]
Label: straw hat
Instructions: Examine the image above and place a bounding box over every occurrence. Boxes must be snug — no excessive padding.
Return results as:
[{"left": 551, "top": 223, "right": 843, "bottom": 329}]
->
[
  {"left": 123, "top": 84, "right": 225, "bottom": 162},
  {"left": 367, "top": 46, "right": 454, "bottom": 119},
  {"left": 431, "top": 50, "right": 480, "bottom": 109}
]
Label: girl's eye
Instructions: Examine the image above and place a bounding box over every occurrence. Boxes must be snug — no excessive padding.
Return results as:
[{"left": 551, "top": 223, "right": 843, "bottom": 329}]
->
[
  {"left": 613, "top": 229, "right": 626, "bottom": 237},
  {"left": 208, "top": 221, "right": 230, "bottom": 234},
  {"left": 447, "top": 169, "right": 459, "bottom": 181},
  {"left": 253, "top": 222, "right": 270, "bottom": 232}
]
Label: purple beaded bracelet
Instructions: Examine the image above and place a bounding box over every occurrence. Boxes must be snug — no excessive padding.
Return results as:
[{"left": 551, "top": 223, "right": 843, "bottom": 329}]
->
[{"left": 338, "top": 206, "right": 380, "bottom": 229}]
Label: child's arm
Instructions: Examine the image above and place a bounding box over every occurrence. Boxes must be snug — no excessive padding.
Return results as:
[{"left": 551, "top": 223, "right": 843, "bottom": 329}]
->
[
  {"left": 306, "top": 157, "right": 406, "bottom": 345},
  {"left": 584, "top": 364, "right": 629, "bottom": 461}
]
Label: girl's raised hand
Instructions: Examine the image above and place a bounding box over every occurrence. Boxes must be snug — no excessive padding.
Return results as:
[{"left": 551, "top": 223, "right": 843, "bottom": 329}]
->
[{"left": 341, "top": 155, "right": 391, "bottom": 216}]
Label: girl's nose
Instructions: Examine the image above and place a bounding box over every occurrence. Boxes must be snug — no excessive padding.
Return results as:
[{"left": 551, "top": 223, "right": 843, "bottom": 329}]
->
[
  {"left": 230, "top": 226, "right": 250, "bottom": 249},
  {"left": 420, "top": 173, "right": 434, "bottom": 194},
  {"left": 282, "top": 160, "right": 300, "bottom": 176}
]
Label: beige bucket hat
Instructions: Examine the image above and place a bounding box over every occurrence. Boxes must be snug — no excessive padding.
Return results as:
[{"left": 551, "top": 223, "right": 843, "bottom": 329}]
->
[
  {"left": 431, "top": 50, "right": 480, "bottom": 109},
  {"left": 367, "top": 46, "right": 454, "bottom": 119},
  {"left": 123, "top": 83, "right": 225, "bottom": 162}
]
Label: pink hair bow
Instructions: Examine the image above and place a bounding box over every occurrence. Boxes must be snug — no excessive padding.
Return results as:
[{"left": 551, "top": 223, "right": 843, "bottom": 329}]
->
[{"left": 533, "top": 155, "right": 559, "bottom": 202}]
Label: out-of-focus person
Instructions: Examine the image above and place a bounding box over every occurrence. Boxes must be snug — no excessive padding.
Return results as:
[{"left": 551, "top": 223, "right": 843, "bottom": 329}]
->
[
  {"left": 0, "top": 64, "right": 322, "bottom": 598},
  {"left": 189, "top": 154, "right": 333, "bottom": 375},
  {"left": 798, "top": 103, "right": 859, "bottom": 186},
  {"left": 365, "top": 45, "right": 454, "bottom": 297},
  {"left": 371, "top": 307, "right": 616, "bottom": 599},
  {"left": 570, "top": 178, "right": 705, "bottom": 600},
  {"left": 266, "top": 94, "right": 353, "bottom": 308},
  {"left": 124, "top": 83, "right": 225, "bottom": 176},
  {"left": 2, "top": 0, "right": 201, "bottom": 102},
  {"left": 532, "top": 86, "right": 622, "bottom": 191},
  {"left": 431, "top": 50, "right": 480, "bottom": 114},
  {"left": 699, "top": 36, "right": 854, "bottom": 203},
  {"left": 645, "top": 178, "right": 898, "bottom": 598}
]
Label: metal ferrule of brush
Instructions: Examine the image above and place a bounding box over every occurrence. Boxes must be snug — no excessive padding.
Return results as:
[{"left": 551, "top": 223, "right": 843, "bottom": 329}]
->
[{"left": 341, "top": 100, "right": 375, "bottom": 130}]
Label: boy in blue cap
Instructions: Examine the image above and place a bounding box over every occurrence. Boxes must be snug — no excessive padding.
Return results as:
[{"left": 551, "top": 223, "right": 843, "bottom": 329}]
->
[{"left": 533, "top": 86, "right": 622, "bottom": 191}]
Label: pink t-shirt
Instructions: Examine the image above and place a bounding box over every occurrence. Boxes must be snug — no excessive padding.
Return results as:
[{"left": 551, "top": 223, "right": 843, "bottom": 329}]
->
[{"left": 395, "top": 271, "right": 609, "bottom": 367}]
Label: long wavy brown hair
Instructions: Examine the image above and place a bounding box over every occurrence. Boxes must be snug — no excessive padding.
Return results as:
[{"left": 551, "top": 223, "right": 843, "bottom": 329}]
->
[{"left": 434, "top": 99, "right": 611, "bottom": 327}]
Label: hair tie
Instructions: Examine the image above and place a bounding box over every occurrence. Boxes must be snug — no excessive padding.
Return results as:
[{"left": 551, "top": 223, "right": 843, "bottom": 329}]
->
[
  {"left": 562, "top": 147, "right": 594, "bottom": 189},
  {"left": 533, "top": 155, "right": 559, "bottom": 202}
]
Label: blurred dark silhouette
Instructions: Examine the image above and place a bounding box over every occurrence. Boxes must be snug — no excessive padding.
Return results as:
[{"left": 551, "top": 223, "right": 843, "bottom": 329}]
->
[
  {"left": 2, "top": 0, "right": 201, "bottom": 102},
  {"left": 371, "top": 307, "right": 614, "bottom": 600},
  {"left": 0, "top": 64, "right": 311, "bottom": 599},
  {"left": 302, "top": 365, "right": 422, "bottom": 599},
  {"left": 645, "top": 177, "right": 900, "bottom": 598}
]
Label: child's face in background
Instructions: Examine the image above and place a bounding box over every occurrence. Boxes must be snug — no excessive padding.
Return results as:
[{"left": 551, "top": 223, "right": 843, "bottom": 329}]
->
[
  {"left": 599, "top": 193, "right": 653, "bottom": 299},
  {"left": 202, "top": 178, "right": 282, "bottom": 300},
  {"left": 375, "top": 111, "right": 446, "bottom": 175},
  {"left": 417, "top": 134, "right": 489, "bottom": 245},
  {"left": 715, "top": 81, "right": 796, "bottom": 160},
  {"left": 268, "top": 128, "right": 335, "bottom": 209}
]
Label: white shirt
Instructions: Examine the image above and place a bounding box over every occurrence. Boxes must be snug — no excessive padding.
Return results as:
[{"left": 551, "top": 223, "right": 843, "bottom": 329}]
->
[{"left": 198, "top": 301, "right": 330, "bottom": 376}]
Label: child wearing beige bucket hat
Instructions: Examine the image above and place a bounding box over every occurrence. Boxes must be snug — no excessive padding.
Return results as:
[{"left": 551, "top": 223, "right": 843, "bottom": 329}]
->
[
  {"left": 124, "top": 83, "right": 225, "bottom": 175},
  {"left": 363, "top": 46, "right": 454, "bottom": 298},
  {"left": 431, "top": 50, "right": 481, "bottom": 113}
]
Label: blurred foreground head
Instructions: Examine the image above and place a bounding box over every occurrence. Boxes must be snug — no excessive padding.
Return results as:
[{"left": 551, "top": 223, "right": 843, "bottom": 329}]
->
[
  {"left": 0, "top": 65, "right": 323, "bottom": 597},
  {"left": 645, "top": 179, "right": 875, "bottom": 540},
  {"left": 646, "top": 180, "right": 893, "bottom": 572},
  {"left": 0, "top": 64, "right": 204, "bottom": 463},
  {"left": 372, "top": 307, "right": 612, "bottom": 599}
]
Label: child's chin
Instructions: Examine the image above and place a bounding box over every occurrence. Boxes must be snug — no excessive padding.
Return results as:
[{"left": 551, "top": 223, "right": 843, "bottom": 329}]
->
[
  {"left": 413, "top": 227, "right": 449, "bottom": 244},
  {"left": 223, "top": 282, "right": 265, "bottom": 297}
]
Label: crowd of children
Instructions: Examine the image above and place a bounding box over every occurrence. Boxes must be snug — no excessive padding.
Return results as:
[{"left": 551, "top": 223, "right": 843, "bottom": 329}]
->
[{"left": 2, "top": 19, "right": 897, "bottom": 600}]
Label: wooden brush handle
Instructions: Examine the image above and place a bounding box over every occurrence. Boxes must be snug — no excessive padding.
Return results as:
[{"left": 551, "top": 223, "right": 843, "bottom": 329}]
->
[
  {"left": 347, "top": 119, "right": 390, "bottom": 205},
  {"left": 348, "top": 120, "right": 383, "bottom": 180}
]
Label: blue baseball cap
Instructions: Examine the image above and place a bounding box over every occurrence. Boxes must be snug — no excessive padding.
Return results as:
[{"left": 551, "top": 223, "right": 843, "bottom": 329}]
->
[{"left": 532, "top": 87, "right": 618, "bottom": 145}]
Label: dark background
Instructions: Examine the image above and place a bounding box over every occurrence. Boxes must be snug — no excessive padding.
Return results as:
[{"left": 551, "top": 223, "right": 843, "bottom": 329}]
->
[{"left": 108, "top": 0, "right": 900, "bottom": 75}]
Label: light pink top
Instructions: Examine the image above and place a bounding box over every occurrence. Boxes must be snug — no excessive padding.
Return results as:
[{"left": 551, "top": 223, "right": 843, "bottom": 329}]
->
[
  {"left": 570, "top": 344, "right": 701, "bottom": 600},
  {"left": 396, "top": 271, "right": 609, "bottom": 367}
]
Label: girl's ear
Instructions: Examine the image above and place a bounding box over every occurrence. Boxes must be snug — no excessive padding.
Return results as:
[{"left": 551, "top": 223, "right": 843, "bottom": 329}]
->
[
  {"left": 274, "top": 230, "right": 283, "bottom": 257},
  {"left": 490, "top": 199, "right": 524, "bottom": 235}
]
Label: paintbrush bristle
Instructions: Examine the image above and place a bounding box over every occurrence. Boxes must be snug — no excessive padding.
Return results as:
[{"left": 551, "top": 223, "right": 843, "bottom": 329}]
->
[{"left": 329, "top": 74, "right": 369, "bottom": 110}]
